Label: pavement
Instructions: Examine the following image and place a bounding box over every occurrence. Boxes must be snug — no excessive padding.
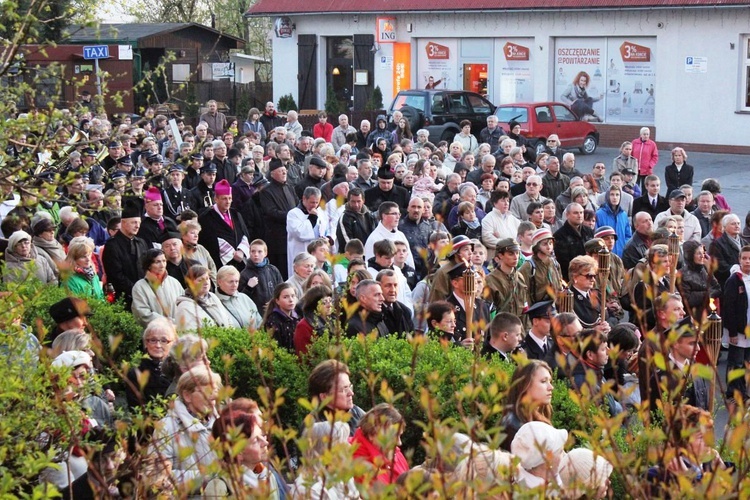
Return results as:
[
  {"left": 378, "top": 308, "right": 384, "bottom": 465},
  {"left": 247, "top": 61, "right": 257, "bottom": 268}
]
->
[{"left": 581, "top": 146, "right": 750, "bottom": 435}]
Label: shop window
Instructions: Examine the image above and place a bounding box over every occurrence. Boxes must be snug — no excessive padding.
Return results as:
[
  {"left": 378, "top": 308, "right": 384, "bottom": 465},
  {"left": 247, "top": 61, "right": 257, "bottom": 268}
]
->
[{"left": 743, "top": 36, "right": 750, "bottom": 110}]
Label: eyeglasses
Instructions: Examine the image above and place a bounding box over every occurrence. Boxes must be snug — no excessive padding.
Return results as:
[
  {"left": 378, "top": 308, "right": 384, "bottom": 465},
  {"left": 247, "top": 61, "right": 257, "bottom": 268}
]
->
[
  {"left": 582, "top": 273, "right": 597, "bottom": 280},
  {"left": 526, "top": 182, "right": 540, "bottom": 186},
  {"left": 146, "top": 338, "right": 173, "bottom": 345},
  {"left": 321, "top": 298, "right": 334, "bottom": 305}
]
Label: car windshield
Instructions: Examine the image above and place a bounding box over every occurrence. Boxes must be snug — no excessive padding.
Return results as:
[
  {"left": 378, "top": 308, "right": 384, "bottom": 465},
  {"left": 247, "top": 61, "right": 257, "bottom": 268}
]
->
[
  {"left": 392, "top": 94, "right": 426, "bottom": 113},
  {"left": 496, "top": 107, "right": 528, "bottom": 123}
]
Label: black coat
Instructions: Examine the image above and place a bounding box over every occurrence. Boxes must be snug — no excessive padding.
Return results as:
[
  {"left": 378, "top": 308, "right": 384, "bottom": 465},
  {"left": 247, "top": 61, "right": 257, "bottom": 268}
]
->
[
  {"left": 622, "top": 232, "right": 650, "bottom": 270},
  {"left": 522, "top": 332, "right": 553, "bottom": 361},
  {"left": 125, "top": 357, "right": 171, "bottom": 409},
  {"left": 198, "top": 207, "right": 251, "bottom": 272},
  {"left": 446, "top": 293, "right": 492, "bottom": 343},
  {"left": 294, "top": 174, "right": 326, "bottom": 200},
  {"left": 346, "top": 308, "right": 389, "bottom": 338},
  {"left": 364, "top": 185, "right": 410, "bottom": 212},
  {"left": 381, "top": 301, "right": 414, "bottom": 336},
  {"left": 553, "top": 222, "right": 594, "bottom": 280},
  {"left": 723, "top": 272, "right": 748, "bottom": 339},
  {"left": 239, "top": 258, "right": 284, "bottom": 313},
  {"left": 632, "top": 194, "right": 669, "bottom": 225},
  {"left": 258, "top": 179, "right": 298, "bottom": 259},
  {"left": 162, "top": 185, "right": 192, "bottom": 220},
  {"left": 264, "top": 309, "right": 299, "bottom": 352},
  {"left": 398, "top": 216, "right": 432, "bottom": 280},
  {"left": 213, "top": 156, "right": 236, "bottom": 184},
  {"left": 709, "top": 233, "right": 741, "bottom": 290},
  {"left": 188, "top": 180, "right": 215, "bottom": 215},
  {"left": 137, "top": 216, "right": 178, "bottom": 248},
  {"left": 102, "top": 232, "right": 148, "bottom": 307},
  {"left": 337, "top": 206, "right": 377, "bottom": 247},
  {"left": 664, "top": 162, "right": 694, "bottom": 194}
]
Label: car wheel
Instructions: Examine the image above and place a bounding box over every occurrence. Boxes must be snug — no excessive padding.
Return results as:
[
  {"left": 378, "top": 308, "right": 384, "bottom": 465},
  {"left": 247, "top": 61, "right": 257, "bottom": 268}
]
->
[
  {"left": 399, "top": 105, "right": 423, "bottom": 134},
  {"left": 580, "top": 134, "right": 598, "bottom": 155},
  {"left": 441, "top": 129, "right": 456, "bottom": 143},
  {"left": 534, "top": 140, "right": 546, "bottom": 157}
]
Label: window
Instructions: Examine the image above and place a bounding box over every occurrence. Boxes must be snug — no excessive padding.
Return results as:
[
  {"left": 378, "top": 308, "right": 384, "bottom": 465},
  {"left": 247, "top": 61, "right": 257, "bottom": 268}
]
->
[
  {"left": 468, "top": 94, "right": 493, "bottom": 115},
  {"left": 447, "top": 93, "right": 471, "bottom": 113},
  {"left": 743, "top": 36, "right": 750, "bottom": 109},
  {"left": 391, "top": 94, "right": 426, "bottom": 113},
  {"left": 496, "top": 106, "right": 529, "bottom": 123},
  {"left": 535, "top": 106, "right": 552, "bottom": 123},
  {"left": 553, "top": 105, "right": 576, "bottom": 122}
]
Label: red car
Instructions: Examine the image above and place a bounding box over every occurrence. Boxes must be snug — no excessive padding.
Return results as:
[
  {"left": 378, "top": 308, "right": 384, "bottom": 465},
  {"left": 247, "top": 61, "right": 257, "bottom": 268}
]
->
[{"left": 495, "top": 102, "right": 599, "bottom": 155}]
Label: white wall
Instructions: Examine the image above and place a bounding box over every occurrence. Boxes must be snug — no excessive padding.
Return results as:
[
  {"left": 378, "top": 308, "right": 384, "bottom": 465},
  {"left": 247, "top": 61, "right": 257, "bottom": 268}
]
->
[{"left": 275, "top": 8, "right": 750, "bottom": 146}]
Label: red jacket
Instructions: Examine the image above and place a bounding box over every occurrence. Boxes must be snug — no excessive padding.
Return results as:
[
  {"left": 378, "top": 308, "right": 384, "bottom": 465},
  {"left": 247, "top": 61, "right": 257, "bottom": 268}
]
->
[
  {"left": 631, "top": 138, "right": 659, "bottom": 176},
  {"left": 313, "top": 122, "right": 333, "bottom": 142},
  {"left": 293, "top": 318, "right": 314, "bottom": 357},
  {"left": 351, "top": 427, "right": 409, "bottom": 485}
]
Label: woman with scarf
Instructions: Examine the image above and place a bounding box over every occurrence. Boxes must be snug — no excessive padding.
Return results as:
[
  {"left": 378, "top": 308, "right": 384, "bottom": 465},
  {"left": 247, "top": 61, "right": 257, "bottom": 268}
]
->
[
  {"left": 4, "top": 230, "right": 57, "bottom": 285},
  {"left": 595, "top": 186, "right": 632, "bottom": 257},
  {"left": 132, "top": 248, "right": 184, "bottom": 328},
  {"left": 175, "top": 264, "right": 230, "bottom": 334},
  {"left": 31, "top": 215, "right": 65, "bottom": 277},
  {"left": 62, "top": 236, "right": 103, "bottom": 300},
  {"left": 293, "top": 285, "right": 334, "bottom": 357},
  {"left": 215, "top": 265, "right": 262, "bottom": 330}
]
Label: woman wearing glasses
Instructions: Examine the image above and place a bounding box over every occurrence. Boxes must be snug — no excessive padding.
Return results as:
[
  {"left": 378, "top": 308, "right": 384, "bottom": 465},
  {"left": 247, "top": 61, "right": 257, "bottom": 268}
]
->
[{"left": 125, "top": 317, "right": 177, "bottom": 409}]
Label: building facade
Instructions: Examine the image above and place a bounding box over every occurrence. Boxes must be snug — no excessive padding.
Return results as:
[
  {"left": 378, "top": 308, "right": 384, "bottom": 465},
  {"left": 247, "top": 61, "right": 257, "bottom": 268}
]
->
[{"left": 248, "top": 1, "right": 750, "bottom": 151}]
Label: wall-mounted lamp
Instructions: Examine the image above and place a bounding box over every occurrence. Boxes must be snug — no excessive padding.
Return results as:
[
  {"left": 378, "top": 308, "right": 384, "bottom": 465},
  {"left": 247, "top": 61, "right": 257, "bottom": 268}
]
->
[
  {"left": 370, "top": 44, "right": 380, "bottom": 53},
  {"left": 179, "top": 50, "right": 186, "bottom": 58},
  {"left": 730, "top": 42, "right": 736, "bottom": 50},
  {"left": 332, "top": 67, "right": 341, "bottom": 75},
  {"left": 406, "top": 23, "right": 413, "bottom": 33}
]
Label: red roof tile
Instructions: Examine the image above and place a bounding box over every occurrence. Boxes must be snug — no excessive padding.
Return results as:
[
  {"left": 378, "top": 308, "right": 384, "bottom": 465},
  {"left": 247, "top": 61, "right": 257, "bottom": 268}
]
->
[{"left": 247, "top": 0, "right": 749, "bottom": 16}]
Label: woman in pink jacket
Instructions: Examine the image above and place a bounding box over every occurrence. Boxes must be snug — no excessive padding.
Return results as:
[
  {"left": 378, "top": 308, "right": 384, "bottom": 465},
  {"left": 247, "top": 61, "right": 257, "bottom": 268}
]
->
[{"left": 631, "top": 127, "right": 659, "bottom": 190}]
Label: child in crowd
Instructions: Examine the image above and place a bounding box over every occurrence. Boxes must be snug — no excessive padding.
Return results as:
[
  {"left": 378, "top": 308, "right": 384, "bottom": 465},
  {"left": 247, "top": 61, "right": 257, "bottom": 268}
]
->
[
  {"left": 393, "top": 240, "right": 418, "bottom": 290},
  {"left": 450, "top": 201, "right": 482, "bottom": 240},
  {"left": 411, "top": 159, "right": 443, "bottom": 202},
  {"left": 471, "top": 239, "right": 490, "bottom": 275},
  {"left": 517, "top": 221, "right": 536, "bottom": 264},
  {"left": 307, "top": 238, "right": 333, "bottom": 278},
  {"left": 261, "top": 283, "right": 300, "bottom": 352},
  {"left": 239, "top": 239, "right": 284, "bottom": 314},
  {"left": 333, "top": 239, "right": 365, "bottom": 287}
]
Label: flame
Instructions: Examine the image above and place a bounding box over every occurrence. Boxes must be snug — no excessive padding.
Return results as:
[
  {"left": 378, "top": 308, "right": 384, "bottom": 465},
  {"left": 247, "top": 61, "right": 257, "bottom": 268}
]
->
[{"left": 709, "top": 298, "right": 716, "bottom": 312}]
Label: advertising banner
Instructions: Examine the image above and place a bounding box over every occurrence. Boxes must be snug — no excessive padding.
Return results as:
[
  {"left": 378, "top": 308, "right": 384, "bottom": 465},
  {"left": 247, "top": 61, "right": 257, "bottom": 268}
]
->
[
  {"left": 393, "top": 43, "right": 411, "bottom": 98},
  {"left": 416, "top": 38, "right": 458, "bottom": 90},
  {"left": 494, "top": 39, "right": 534, "bottom": 103},
  {"left": 554, "top": 38, "right": 607, "bottom": 122},
  {"left": 554, "top": 37, "right": 656, "bottom": 124}
]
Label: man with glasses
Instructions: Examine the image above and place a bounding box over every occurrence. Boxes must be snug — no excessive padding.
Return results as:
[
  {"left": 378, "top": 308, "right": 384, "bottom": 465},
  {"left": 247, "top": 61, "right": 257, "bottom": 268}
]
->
[
  {"left": 568, "top": 255, "right": 611, "bottom": 334},
  {"left": 591, "top": 162, "right": 610, "bottom": 192},
  {"left": 545, "top": 312, "right": 582, "bottom": 379},
  {"left": 364, "top": 201, "right": 415, "bottom": 269},
  {"left": 510, "top": 174, "right": 548, "bottom": 222},
  {"left": 138, "top": 186, "right": 178, "bottom": 248}
]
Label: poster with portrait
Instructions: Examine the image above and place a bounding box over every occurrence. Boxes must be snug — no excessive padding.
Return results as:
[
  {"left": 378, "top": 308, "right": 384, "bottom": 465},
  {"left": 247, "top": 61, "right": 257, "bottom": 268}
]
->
[
  {"left": 604, "top": 37, "right": 656, "bottom": 124},
  {"left": 416, "top": 38, "right": 459, "bottom": 90},
  {"left": 494, "top": 38, "right": 534, "bottom": 104},
  {"left": 554, "top": 38, "right": 607, "bottom": 122}
]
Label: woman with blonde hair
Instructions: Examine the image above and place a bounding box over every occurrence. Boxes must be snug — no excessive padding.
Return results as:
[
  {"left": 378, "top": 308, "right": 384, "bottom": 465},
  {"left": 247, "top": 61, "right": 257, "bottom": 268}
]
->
[
  {"left": 500, "top": 360, "right": 554, "bottom": 451},
  {"left": 179, "top": 218, "right": 218, "bottom": 285},
  {"left": 63, "top": 236, "right": 103, "bottom": 299}
]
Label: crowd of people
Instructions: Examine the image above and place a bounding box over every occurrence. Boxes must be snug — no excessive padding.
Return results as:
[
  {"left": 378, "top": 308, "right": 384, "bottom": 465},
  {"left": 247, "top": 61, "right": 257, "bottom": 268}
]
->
[{"left": 0, "top": 97, "right": 744, "bottom": 496}]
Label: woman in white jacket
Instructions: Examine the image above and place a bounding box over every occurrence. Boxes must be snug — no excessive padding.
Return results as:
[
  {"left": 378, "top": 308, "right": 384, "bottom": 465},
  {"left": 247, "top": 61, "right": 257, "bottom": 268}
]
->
[
  {"left": 153, "top": 366, "right": 220, "bottom": 496},
  {"left": 131, "top": 248, "right": 184, "bottom": 328},
  {"left": 175, "top": 264, "right": 231, "bottom": 334}
]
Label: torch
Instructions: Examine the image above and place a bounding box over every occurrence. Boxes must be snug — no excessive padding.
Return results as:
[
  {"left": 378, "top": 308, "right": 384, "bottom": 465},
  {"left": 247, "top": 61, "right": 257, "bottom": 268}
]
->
[
  {"left": 703, "top": 298, "right": 722, "bottom": 413},
  {"left": 462, "top": 261, "right": 477, "bottom": 340},
  {"left": 557, "top": 280, "right": 574, "bottom": 313},
  {"left": 668, "top": 230, "right": 680, "bottom": 293},
  {"left": 597, "top": 244, "right": 611, "bottom": 322}
]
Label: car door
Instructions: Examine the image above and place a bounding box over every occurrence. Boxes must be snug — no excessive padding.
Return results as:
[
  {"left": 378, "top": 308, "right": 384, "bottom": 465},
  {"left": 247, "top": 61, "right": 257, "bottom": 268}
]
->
[
  {"left": 551, "top": 104, "right": 585, "bottom": 148},
  {"left": 467, "top": 93, "right": 494, "bottom": 136},
  {"left": 533, "top": 105, "right": 555, "bottom": 139}
]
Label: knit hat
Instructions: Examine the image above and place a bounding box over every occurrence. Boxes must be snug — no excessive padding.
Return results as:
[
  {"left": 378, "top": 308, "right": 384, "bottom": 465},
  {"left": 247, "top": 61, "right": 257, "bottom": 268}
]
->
[
  {"left": 511, "top": 422, "right": 568, "bottom": 470},
  {"left": 594, "top": 226, "right": 617, "bottom": 240},
  {"left": 144, "top": 186, "right": 162, "bottom": 202},
  {"left": 214, "top": 179, "right": 231, "bottom": 196},
  {"left": 8, "top": 230, "right": 31, "bottom": 250},
  {"left": 559, "top": 448, "right": 613, "bottom": 497},
  {"left": 377, "top": 166, "right": 395, "bottom": 180},
  {"left": 268, "top": 158, "right": 284, "bottom": 172},
  {"left": 52, "top": 350, "right": 92, "bottom": 369},
  {"left": 531, "top": 228, "right": 554, "bottom": 249},
  {"left": 508, "top": 120, "right": 521, "bottom": 131}
]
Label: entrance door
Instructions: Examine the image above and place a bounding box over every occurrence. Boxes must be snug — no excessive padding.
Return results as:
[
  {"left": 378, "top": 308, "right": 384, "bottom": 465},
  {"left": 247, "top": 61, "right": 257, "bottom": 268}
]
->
[
  {"left": 327, "top": 37, "right": 353, "bottom": 112},
  {"left": 462, "top": 63, "right": 488, "bottom": 96}
]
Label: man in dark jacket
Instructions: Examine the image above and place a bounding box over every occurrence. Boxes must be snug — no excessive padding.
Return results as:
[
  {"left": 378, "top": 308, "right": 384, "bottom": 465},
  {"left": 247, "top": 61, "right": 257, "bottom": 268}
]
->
[
  {"left": 541, "top": 156, "right": 570, "bottom": 203},
  {"left": 364, "top": 166, "right": 410, "bottom": 212},
  {"left": 258, "top": 159, "right": 299, "bottom": 279},
  {"left": 552, "top": 203, "right": 593, "bottom": 280},
  {"left": 520, "top": 300, "right": 555, "bottom": 360},
  {"left": 294, "top": 156, "right": 328, "bottom": 199},
  {"left": 102, "top": 199, "right": 148, "bottom": 308},
  {"left": 377, "top": 269, "right": 414, "bottom": 335},
  {"left": 622, "top": 212, "right": 653, "bottom": 269},
  {"left": 366, "top": 115, "right": 391, "bottom": 149},
  {"left": 479, "top": 115, "right": 504, "bottom": 153},
  {"left": 432, "top": 173, "right": 461, "bottom": 220},
  {"left": 212, "top": 140, "right": 236, "bottom": 184},
  {"left": 336, "top": 188, "right": 376, "bottom": 246},
  {"left": 239, "top": 240, "right": 284, "bottom": 313},
  {"left": 346, "top": 279, "right": 388, "bottom": 337},
  {"left": 138, "top": 186, "right": 178, "bottom": 248},
  {"left": 631, "top": 174, "right": 669, "bottom": 225},
  {"left": 189, "top": 164, "right": 217, "bottom": 216},
  {"left": 259, "top": 101, "right": 283, "bottom": 133},
  {"left": 162, "top": 164, "right": 192, "bottom": 221},
  {"left": 398, "top": 197, "right": 432, "bottom": 280}
]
